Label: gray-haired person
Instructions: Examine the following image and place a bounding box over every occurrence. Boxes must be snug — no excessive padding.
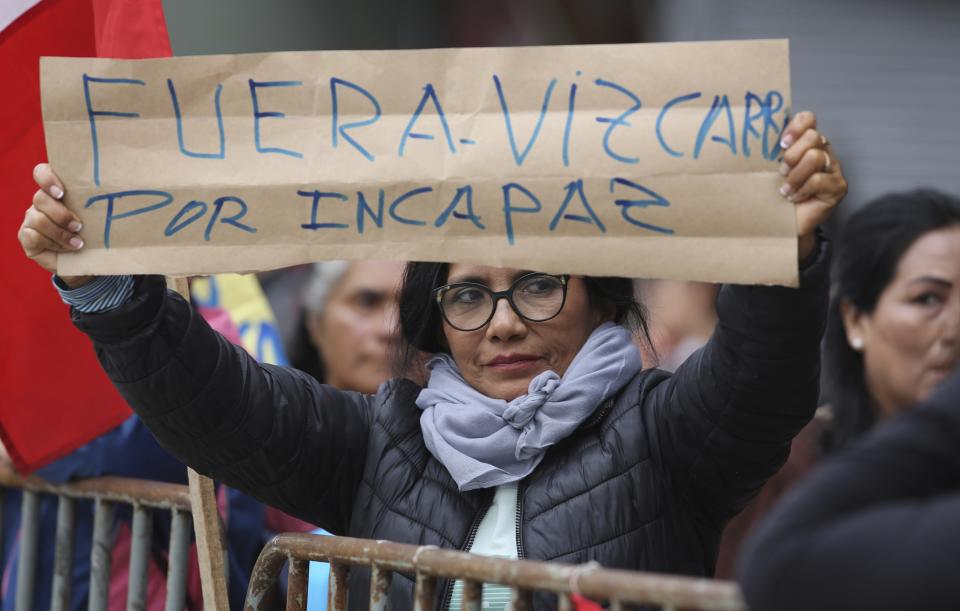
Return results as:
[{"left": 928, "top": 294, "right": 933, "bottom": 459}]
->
[{"left": 287, "top": 260, "right": 407, "bottom": 392}]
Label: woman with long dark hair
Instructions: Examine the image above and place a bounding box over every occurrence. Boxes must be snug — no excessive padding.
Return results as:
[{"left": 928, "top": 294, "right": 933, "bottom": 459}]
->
[
  {"left": 18, "top": 112, "right": 846, "bottom": 610},
  {"left": 822, "top": 189, "right": 960, "bottom": 450},
  {"left": 736, "top": 189, "right": 960, "bottom": 611},
  {"left": 716, "top": 188, "right": 960, "bottom": 578}
]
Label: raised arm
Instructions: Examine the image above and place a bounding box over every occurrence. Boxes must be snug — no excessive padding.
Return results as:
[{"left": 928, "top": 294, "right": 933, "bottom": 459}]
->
[
  {"left": 641, "top": 112, "right": 842, "bottom": 526},
  {"left": 71, "top": 275, "right": 378, "bottom": 533},
  {"left": 18, "top": 163, "right": 386, "bottom": 531},
  {"left": 644, "top": 240, "right": 830, "bottom": 524}
]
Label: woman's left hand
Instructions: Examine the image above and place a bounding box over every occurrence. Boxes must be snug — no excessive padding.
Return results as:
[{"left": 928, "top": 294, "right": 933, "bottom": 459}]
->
[{"left": 779, "top": 111, "right": 848, "bottom": 262}]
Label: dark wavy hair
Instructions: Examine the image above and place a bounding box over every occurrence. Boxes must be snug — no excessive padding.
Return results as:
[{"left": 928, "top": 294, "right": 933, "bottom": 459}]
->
[
  {"left": 823, "top": 188, "right": 960, "bottom": 451},
  {"left": 397, "top": 262, "right": 651, "bottom": 374}
]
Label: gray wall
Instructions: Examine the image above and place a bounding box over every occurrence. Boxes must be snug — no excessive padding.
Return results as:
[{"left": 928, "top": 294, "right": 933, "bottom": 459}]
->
[
  {"left": 648, "top": 0, "right": 960, "bottom": 211},
  {"left": 161, "top": 0, "right": 444, "bottom": 54}
]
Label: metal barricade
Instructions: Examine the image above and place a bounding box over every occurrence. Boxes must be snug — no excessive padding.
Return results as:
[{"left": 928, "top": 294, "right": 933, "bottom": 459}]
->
[
  {"left": 245, "top": 533, "right": 748, "bottom": 611},
  {"left": 0, "top": 463, "right": 193, "bottom": 611}
]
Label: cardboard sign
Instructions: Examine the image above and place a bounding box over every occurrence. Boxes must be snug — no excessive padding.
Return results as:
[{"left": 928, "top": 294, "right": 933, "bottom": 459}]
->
[{"left": 41, "top": 39, "right": 796, "bottom": 284}]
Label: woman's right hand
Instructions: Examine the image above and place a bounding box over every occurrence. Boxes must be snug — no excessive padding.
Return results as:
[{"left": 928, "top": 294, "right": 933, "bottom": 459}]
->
[{"left": 18, "top": 163, "right": 93, "bottom": 289}]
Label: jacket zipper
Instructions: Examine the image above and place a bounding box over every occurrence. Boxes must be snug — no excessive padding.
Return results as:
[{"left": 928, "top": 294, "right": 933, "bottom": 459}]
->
[
  {"left": 439, "top": 397, "right": 614, "bottom": 609},
  {"left": 515, "top": 480, "right": 526, "bottom": 560},
  {"left": 581, "top": 397, "right": 615, "bottom": 431},
  {"left": 440, "top": 491, "right": 493, "bottom": 610}
]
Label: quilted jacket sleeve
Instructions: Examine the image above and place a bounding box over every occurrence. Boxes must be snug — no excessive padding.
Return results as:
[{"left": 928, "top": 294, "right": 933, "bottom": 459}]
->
[
  {"left": 642, "top": 238, "right": 831, "bottom": 528},
  {"left": 70, "top": 275, "right": 375, "bottom": 533}
]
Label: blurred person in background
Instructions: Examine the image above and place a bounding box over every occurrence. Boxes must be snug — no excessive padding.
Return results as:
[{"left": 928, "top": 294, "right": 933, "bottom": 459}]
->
[
  {"left": 279, "top": 260, "right": 406, "bottom": 610},
  {"left": 638, "top": 279, "right": 718, "bottom": 372},
  {"left": 737, "top": 368, "right": 960, "bottom": 611},
  {"left": 287, "top": 261, "right": 407, "bottom": 392},
  {"left": 716, "top": 188, "right": 960, "bottom": 577},
  {"left": 821, "top": 189, "right": 960, "bottom": 450}
]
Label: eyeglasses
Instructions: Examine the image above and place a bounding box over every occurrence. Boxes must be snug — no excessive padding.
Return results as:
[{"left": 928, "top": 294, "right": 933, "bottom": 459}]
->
[{"left": 433, "top": 273, "right": 569, "bottom": 332}]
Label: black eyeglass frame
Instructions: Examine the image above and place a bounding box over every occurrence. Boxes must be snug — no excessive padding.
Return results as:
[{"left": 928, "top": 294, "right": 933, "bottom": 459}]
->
[{"left": 432, "top": 272, "right": 570, "bottom": 332}]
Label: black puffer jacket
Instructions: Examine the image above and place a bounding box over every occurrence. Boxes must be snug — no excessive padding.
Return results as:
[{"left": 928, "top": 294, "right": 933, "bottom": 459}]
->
[{"left": 73, "top": 244, "right": 828, "bottom": 610}]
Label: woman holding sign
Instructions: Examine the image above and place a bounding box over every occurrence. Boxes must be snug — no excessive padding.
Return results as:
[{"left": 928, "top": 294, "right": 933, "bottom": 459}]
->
[{"left": 19, "top": 112, "right": 846, "bottom": 609}]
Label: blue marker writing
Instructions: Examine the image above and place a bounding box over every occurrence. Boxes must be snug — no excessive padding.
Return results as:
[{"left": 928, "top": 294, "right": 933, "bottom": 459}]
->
[
  {"left": 83, "top": 74, "right": 146, "bottom": 186},
  {"left": 168, "top": 79, "right": 225, "bottom": 159},
  {"left": 164, "top": 200, "right": 208, "bottom": 237},
  {"left": 398, "top": 84, "right": 457, "bottom": 156},
  {"left": 330, "top": 77, "right": 381, "bottom": 162},
  {"left": 694, "top": 94, "right": 737, "bottom": 159},
  {"left": 501, "top": 182, "right": 542, "bottom": 245},
  {"left": 356, "top": 190, "right": 385, "bottom": 234},
  {"left": 609, "top": 178, "right": 674, "bottom": 235},
  {"left": 205, "top": 196, "right": 257, "bottom": 241},
  {"left": 249, "top": 79, "right": 304, "bottom": 158},
  {"left": 435, "top": 185, "right": 485, "bottom": 230},
  {"left": 594, "top": 79, "right": 640, "bottom": 165},
  {"left": 389, "top": 187, "right": 432, "bottom": 226},
  {"left": 741, "top": 90, "right": 784, "bottom": 160},
  {"left": 549, "top": 180, "right": 606, "bottom": 233},
  {"left": 494, "top": 75, "right": 557, "bottom": 166},
  {"left": 85, "top": 189, "right": 173, "bottom": 248},
  {"left": 742, "top": 92, "right": 764, "bottom": 160},
  {"left": 656, "top": 92, "right": 702, "bottom": 158},
  {"left": 296, "top": 190, "right": 349, "bottom": 230},
  {"left": 562, "top": 71, "right": 582, "bottom": 167}
]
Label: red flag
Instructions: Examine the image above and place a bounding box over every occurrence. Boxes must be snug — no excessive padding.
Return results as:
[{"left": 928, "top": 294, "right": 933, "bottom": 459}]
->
[
  {"left": 0, "top": 0, "right": 171, "bottom": 473},
  {"left": 91, "top": 0, "right": 171, "bottom": 59}
]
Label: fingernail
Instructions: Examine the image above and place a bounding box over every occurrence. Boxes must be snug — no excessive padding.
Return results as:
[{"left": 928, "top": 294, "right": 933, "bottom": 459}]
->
[
  {"left": 780, "top": 134, "right": 794, "bottom": 149},
  {"left": 50, "top": 186, "right": 64, "bottom": 200},
  {"left": 69, "top": 237, "right": 84, "bottom": 249},
  {"left": 779, "top": 183, "right": 793, "bottom": 197},
  {"left": 778, "top": 162, "right": 789, "bottom": 176},
  {"left": 69, "top": 221, "right": 82, "bottom": 232}
]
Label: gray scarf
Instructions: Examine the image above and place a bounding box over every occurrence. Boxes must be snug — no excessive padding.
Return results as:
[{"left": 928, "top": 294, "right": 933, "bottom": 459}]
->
[{"left": 416, "top": 322, "right": 643, "bottom": 491}]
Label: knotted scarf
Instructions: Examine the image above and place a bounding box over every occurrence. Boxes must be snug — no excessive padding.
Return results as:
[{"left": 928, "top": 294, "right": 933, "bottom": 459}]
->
[{"left": 416, "top": 322, "right": 643, "bottom": 491}]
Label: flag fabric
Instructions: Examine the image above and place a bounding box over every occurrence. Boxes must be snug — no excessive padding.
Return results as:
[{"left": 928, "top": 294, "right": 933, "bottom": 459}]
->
[
  {"left": 0, "top": 0, "right": 171, "bottom": 473},
  {"left": 191, "top": 274, "right": 290, "bottom": 366},
  {"left": 90, "top": 0, "right": 171, "bottom": 59}
]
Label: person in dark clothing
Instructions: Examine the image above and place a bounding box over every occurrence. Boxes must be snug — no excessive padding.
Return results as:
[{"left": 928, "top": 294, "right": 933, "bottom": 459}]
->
[
  {"left": 736, "top": 369, "right": 960, "bottom": 611},
  {"left": 18, "top": 112, "right": 846, "bottom": 610}
]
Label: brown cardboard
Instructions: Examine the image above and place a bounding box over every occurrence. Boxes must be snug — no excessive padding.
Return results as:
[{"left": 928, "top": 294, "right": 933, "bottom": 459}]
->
[{"left": 41, "top": 39, "right": 797, "bottom": 285}]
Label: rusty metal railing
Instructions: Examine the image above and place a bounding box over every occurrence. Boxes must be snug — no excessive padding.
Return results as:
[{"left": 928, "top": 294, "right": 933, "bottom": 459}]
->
[
  {"left": 0, "top": 462, "right": 194, "bottom": 611},
  {"left": 245, "top": 533, "right": 748, "bottom": 611}
]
